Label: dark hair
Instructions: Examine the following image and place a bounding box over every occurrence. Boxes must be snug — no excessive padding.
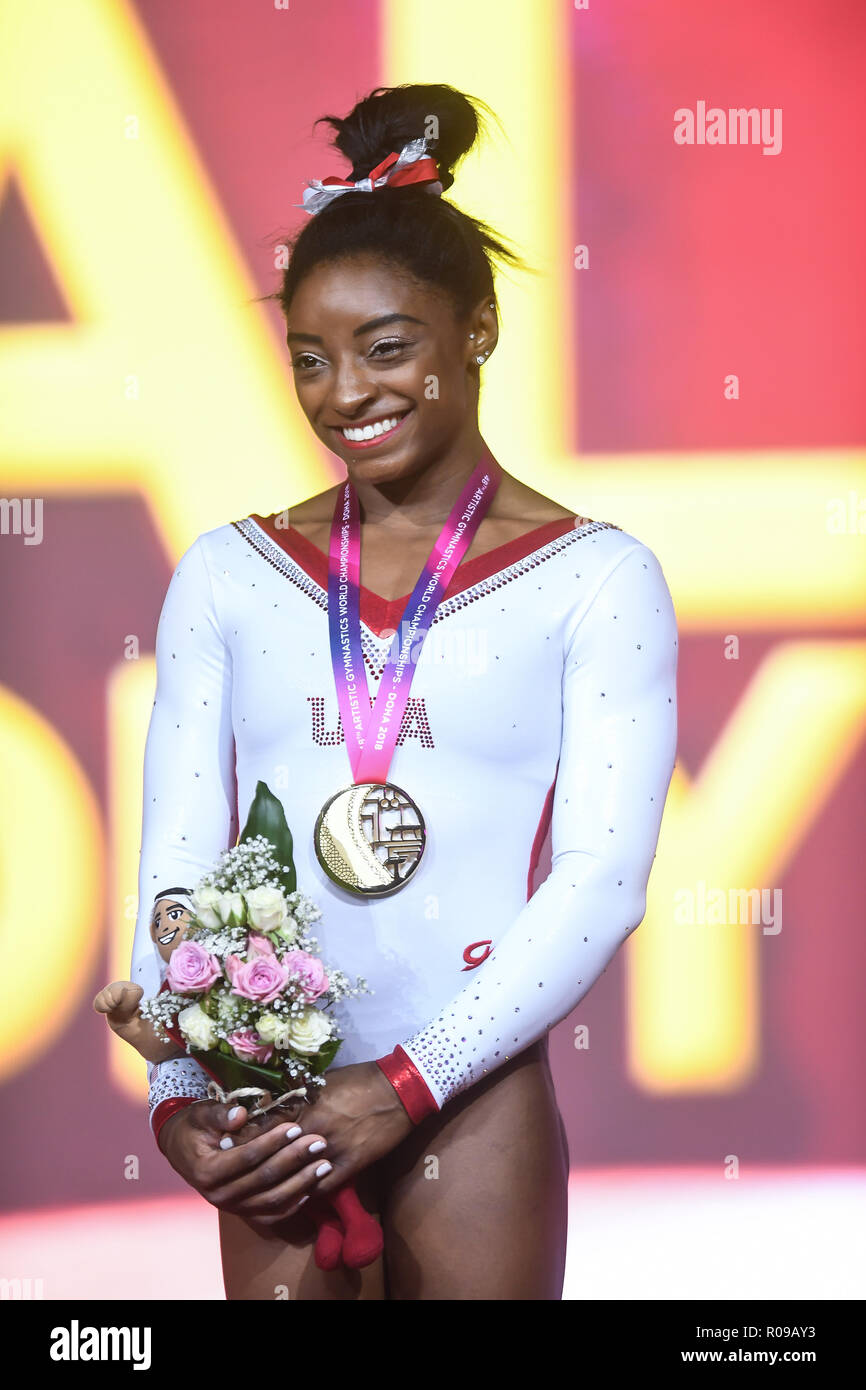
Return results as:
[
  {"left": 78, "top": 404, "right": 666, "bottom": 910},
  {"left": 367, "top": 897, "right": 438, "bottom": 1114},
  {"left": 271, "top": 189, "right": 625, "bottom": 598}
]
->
[{"left": 267, "top": 84, "right": 522, "bottom": 321}]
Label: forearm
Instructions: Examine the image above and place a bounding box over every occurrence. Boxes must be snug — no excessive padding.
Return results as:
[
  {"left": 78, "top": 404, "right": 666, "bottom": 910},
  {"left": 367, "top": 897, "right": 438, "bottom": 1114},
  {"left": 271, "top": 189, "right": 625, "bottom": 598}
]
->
[
  {"left": 130, "top": 534, "right": 238, "bottom": 1145},
  {"left": 376, "top": 539, "right": 678, "bottom": 1118},
  {"left": 395, "top": 859, "right": 648, "bottom": 1109},
  {"left": 148, "top": 1055, "right": 211, "bottom": 1146},
  {"left": 374, "top": 1044, "right": 441, "bottom": 1122}
]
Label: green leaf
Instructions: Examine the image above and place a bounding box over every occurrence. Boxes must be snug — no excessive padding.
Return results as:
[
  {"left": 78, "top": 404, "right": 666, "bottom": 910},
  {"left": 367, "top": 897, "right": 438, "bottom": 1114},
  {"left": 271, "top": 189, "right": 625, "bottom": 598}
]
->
[
  {"left": 195, "top": 1049, "right": 289, "bottom": 1095},
  {"left": 239, "top": 781, "right": 297, "bottom": 895},
  {"left": 305, "top": 1037, "right": 342, "bottom": 1076}
]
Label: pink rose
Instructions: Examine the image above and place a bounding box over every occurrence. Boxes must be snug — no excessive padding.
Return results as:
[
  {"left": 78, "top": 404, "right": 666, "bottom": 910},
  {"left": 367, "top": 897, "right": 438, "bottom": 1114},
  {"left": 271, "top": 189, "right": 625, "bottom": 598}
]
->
[
  {"left": 225, "top": 948, "right": 290, "bottom": 1004},
  {"left": 226, "top": 1028, "right": 273, "bottom": 1065},
  {"left": 247, "top": 932, "right": 275, "bottom": 957},
  {"left": 283, "top": 950, "right": 329, "bottom": 1002},
  {"left": 166, "top": 940, "right": 222, "bottom": 994}
]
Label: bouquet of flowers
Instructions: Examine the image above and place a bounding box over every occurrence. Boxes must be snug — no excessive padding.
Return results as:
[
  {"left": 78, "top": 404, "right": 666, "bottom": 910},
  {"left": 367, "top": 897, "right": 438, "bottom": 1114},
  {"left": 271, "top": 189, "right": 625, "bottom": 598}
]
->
[
  {"left": 138, "top": 781, "right": 368, "bottom": 1104},
  {"left": 96, "top": 780, "right": 382, "bottom": 1271}
]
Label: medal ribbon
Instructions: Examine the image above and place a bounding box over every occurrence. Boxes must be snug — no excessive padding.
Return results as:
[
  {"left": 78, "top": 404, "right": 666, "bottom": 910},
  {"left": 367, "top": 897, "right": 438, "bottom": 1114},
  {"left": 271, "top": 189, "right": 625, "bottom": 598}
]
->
[{"left": 327, "top": 450, "right": 502, "bottom": 785}]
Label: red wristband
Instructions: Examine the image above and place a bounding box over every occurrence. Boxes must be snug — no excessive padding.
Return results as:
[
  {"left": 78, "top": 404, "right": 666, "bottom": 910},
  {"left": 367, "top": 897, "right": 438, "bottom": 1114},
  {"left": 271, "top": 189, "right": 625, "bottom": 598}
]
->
[
  {"left": 375, "top": 1045, "right": 439, "bottom": 1124},
  {"left": 152, "top": 1096, "right": 197, "bottom": 1149}
]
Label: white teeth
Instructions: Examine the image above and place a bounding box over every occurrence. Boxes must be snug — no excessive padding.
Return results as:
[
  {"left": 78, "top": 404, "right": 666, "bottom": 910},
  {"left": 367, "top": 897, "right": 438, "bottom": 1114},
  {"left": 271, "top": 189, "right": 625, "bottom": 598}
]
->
[{"left": 341, "top": 414, "right": 403, "bottom": 442}]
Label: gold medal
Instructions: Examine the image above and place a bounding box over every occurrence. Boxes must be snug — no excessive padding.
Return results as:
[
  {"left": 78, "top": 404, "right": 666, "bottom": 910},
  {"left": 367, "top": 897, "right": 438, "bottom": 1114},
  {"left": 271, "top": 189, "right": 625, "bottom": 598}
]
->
[
  {"left": 314, "top": 782, "right": 426, "bottom": 897},
  {"left": 319, "top": 452, "right": 501, "bottom": 898}
]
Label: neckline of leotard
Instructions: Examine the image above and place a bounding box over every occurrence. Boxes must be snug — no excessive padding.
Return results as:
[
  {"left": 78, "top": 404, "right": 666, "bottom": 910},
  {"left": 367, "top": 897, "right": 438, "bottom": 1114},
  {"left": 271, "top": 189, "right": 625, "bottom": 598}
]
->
[{"left": 249, "top": 512, "right": 584, "bottom": 636}]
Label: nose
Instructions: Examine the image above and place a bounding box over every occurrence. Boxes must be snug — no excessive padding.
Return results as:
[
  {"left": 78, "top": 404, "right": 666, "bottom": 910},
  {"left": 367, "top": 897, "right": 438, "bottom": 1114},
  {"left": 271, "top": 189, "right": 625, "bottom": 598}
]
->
[{"left": 328, "top": 354, "right": 377, "bottom": 418}]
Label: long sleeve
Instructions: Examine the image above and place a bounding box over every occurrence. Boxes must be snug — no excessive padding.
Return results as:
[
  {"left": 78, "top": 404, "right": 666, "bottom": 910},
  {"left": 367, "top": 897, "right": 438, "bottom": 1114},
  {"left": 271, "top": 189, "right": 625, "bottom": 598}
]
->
[
  {"left": 129, "top": 534, "right": 238, "bottom": 1127},
  {"left": 386, "top": 540, "right": 678, "bottom": 1112}
]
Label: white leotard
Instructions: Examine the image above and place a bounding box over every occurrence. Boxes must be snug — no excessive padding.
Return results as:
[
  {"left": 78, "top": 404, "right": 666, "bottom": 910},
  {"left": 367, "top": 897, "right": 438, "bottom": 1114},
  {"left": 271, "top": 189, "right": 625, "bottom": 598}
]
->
[{"left": 132, "top": 509, "right": 677, "bottom": 1115}]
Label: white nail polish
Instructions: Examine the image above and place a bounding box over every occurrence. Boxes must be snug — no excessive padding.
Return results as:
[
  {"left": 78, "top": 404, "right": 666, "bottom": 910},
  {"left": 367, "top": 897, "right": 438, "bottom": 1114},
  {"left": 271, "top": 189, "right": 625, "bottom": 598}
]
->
[
  {"left": 308, "top": 1140, "right": 326, "bottom": 1154},
  {"left": 315, "top": 1162, "right": 332, "bottom": 1178},
  {"left": 297, "top": 1194, "right": 310, "bottom": 1207},
  {"left": 284, "top": 1126, "right": 302, "bottom": 1141},
  {"left": 227, "top": 1106, "right": 243, "bottom": 1121},
  {"left": 219, "top": 1136, "right": 234, "bottom": 1150}
]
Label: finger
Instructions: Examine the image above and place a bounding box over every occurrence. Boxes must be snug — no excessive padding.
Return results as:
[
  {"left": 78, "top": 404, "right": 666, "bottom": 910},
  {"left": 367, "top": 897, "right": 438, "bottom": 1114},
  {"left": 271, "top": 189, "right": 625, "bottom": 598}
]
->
[
  {"left": 109, "top": 988, "right": 144, "bottom": 1022},
  {"left": 226, "top": 1153, "right": 334, "bottom": 1222},
  {"left": 208, "top": 1133, "right": 330, "bottom": 1205},
  {"left": 94, "top": 982, "right": 141, "bottom": 1020},
  {"left": 200, "top": 1102, "right": 292, "bottom": 1137},
  {"left": 190, "top": 1102, "right": 308, "bottom": 1166},
  {"left": 189, "top": 1101, "right": 252, "bottom": 1135},
  {"left": 224, "top": 1112, "right": 291, "bottom": 1147},
  {"left": 309, "top": 1160, "right": 359, "bottom": 1199},
  {"left": 92, "top": 985, "right": 123, "bottom": 1014}
]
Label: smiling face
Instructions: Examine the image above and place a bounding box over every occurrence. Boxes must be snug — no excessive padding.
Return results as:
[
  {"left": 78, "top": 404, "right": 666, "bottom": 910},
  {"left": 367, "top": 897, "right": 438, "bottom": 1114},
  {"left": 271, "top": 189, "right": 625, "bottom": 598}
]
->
[
  {"left": 285, "top": 255, "right": 495, "bottom": 484},
  {"left": 150, "top": 898, "right": 192, "bottom": 963}
]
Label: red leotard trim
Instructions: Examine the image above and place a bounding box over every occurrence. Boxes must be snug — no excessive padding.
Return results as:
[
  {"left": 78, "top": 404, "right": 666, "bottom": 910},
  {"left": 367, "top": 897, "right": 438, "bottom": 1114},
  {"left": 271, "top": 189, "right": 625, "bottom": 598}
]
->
[
  {"left": 526, "top": 770, "right": 558, "bottom": 899},
  {"left": 250, "top": 513, "right": 581, "bottom": 638},
  {"left": 375, "top": 1045, "right": 440, "bottom": 1123},
  {"left": 152, "top": 1095, "right": 197, "bottom": 1147}
]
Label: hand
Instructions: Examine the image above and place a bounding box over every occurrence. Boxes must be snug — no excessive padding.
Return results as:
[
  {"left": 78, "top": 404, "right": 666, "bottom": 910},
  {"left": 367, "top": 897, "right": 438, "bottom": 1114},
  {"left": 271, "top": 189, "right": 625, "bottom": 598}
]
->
[
  {"left": 92, "top": 980, "right": 180, "bottom": 1063},
  {"left": 157, "top": 1100, "right": 335, "bottom": 1228},
  {"left": 93, "top": 979, "right": 143, "bottom": 1025},
  {"left": 294, "top": 1061, "right": 414, "bottom": 1198}
]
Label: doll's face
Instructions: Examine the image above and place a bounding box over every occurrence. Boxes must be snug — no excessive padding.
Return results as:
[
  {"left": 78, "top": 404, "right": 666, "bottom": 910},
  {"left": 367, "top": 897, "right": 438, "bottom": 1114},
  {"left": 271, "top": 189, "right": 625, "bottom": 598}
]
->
[{"left": 150, "top": 899, "right": 192, "bottom": 962}]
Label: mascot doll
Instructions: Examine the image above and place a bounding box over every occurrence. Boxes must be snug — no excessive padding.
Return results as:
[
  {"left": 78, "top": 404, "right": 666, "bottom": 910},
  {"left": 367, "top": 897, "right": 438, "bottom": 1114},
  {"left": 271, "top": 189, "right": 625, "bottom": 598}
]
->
[{"left": 94, "top": 889, "right": 382, "bottom": 1272}]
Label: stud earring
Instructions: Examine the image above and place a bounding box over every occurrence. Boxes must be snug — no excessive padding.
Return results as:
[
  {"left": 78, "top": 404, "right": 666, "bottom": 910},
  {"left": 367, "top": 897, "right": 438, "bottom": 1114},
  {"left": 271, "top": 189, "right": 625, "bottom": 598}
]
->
[
  {"left": 476, "top": 353, "right": 486, "bottom": 365},
  {"left": 469, "top": 332, "right": 476, "bottom": 340}
]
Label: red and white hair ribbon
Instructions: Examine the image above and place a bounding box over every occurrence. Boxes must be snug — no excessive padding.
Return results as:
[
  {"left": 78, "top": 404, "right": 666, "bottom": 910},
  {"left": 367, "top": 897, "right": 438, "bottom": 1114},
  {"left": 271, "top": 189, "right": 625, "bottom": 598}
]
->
[{"left": 300, "top": 137, "right": 443, "bottom": 216}]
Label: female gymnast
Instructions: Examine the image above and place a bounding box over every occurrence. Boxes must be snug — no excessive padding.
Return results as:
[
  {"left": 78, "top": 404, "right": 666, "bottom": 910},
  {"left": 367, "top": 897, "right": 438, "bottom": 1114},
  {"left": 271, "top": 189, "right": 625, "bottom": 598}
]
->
[{"left": 126, "top": 84, "right": 678, "bottom": 1300}]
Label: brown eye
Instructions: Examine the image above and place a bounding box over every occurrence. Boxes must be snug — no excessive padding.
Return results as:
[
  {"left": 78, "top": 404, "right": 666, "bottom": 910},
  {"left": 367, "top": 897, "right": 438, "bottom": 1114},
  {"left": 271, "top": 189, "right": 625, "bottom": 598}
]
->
[{"left": 369, "top": 338, "right": 412, "bottom": 357}]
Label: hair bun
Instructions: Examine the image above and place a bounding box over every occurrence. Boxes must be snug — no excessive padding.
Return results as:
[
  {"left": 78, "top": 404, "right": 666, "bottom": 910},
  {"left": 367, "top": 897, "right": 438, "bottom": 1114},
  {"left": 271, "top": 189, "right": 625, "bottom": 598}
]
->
[
  {"left": 316, "top": 83, "right": 485, "bottom": 192},
  {"left": 270, "top": 83, "right": 522, "bottom": 319}
]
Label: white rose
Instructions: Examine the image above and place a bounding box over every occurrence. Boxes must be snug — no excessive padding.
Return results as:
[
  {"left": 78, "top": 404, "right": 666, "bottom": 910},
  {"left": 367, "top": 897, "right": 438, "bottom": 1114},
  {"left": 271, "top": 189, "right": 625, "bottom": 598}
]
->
[
  {"left": 178, "top": 1003, "right": 217, "bottom": 1050},
  {"left": 275, "top": 915, "right": 299, "bottom": 947},
  {"left": 192, "top": 886, "right": 222, "bottom": 930},
  {"left": 245, "top": 886, "right": 288, "bottom": 933},
  {"left": 256, "top": 1011, "right": 292, "bottom": 1049},
  {"left": 285, "top": 1005, "right": 332, "bottom": 1056},
  {"left": 216, "top": 891, "right": 245, "bottom": 927}
]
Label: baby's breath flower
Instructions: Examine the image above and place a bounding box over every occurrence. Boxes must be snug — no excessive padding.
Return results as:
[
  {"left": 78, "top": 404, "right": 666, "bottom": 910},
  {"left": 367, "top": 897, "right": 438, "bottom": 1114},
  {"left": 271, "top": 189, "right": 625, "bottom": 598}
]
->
[
  {"left": 139, "top": 844, "right": 371, "bottom": 1090},
  {"left": 139, "top": 991, "right": 188, "bottom": 1042}
]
